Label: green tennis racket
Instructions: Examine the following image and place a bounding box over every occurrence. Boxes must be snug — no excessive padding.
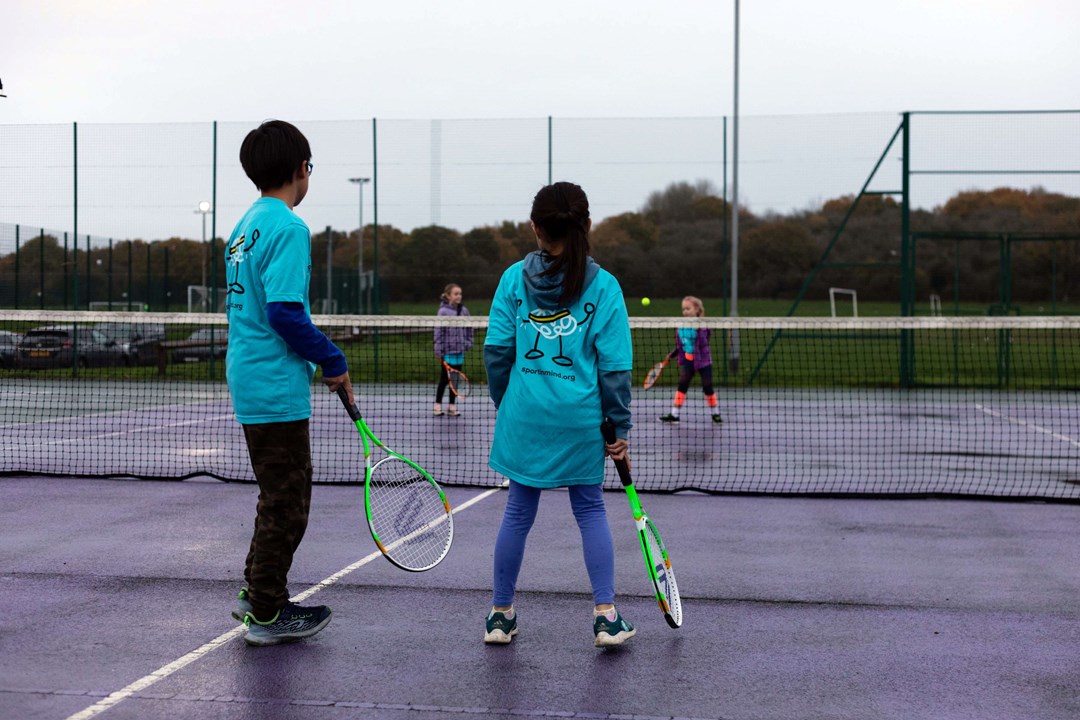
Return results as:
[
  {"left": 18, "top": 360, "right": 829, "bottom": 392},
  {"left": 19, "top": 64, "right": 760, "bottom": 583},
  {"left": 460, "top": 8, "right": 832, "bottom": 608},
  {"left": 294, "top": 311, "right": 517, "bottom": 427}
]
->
[
  {"left": 601, "top": 418, "right": 682, "bottom": 628},
  {"left": 337, "top": 388, "right": 453, "bottom": 572}
]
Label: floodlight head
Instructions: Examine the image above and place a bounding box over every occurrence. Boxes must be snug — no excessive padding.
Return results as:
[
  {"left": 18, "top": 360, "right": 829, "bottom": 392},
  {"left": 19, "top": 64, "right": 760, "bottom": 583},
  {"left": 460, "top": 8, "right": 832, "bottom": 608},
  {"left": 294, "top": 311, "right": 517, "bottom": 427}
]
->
[
  {"left": 198, "top": 201, "right": 211, "bottom": 213},
  {"left": 348, "top": 177, "right": 371, "bottom": 185}
]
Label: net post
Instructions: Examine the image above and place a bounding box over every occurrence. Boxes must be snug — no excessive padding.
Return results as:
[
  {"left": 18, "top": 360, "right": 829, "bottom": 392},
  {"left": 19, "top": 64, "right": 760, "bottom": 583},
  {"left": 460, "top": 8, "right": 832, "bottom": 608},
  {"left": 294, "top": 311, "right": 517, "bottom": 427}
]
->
[{"left": 899, "top": 111, "right": 914, "bottom": 387}]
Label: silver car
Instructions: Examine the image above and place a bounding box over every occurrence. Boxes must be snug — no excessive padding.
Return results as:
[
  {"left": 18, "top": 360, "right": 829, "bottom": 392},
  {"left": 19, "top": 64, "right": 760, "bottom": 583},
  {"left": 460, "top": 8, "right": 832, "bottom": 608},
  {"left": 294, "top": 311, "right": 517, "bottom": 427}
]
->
[
  {"left": 171, "top": 327, "right": 229, "bottom": 363},
  {"left": 95, "top": 322, "right": 166, "bottom": 366}
]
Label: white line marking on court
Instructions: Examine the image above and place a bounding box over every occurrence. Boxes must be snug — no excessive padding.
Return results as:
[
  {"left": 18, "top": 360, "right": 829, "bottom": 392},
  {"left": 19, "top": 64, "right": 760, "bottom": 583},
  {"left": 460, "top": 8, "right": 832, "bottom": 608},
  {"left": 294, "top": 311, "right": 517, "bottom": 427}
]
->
[
  {"left": 0, "top": 402, "right": 231, "bottom": 431},
  {"left": 64, "top": 481, "right": 508, "bottom": 720},
  {"left": 0, "top": 409, "right": 132, "bottom": 430},
  {"left": 975, "top": 404, "right": 1080, "bottom": 448},
  {"left": 1, "top": 415, "right": 234, "bottom": 452}
]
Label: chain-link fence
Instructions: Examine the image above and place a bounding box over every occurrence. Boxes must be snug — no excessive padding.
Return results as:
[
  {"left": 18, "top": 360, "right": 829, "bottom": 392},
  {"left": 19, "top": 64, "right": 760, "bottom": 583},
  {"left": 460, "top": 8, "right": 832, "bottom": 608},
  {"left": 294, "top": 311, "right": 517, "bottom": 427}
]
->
[{"left": 1, "top": 112, "right": 1077, "bottom": 311}]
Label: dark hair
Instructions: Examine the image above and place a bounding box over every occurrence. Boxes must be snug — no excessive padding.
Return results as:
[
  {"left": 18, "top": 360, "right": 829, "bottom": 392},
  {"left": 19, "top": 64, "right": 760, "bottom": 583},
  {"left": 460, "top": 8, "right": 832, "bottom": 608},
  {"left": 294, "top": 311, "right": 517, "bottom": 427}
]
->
[
  {"left": 239, "top": 120, "right": 311, "bottom": 191},
  {"left": 530, "top": 182, "right": 590, "bottom": 304}
]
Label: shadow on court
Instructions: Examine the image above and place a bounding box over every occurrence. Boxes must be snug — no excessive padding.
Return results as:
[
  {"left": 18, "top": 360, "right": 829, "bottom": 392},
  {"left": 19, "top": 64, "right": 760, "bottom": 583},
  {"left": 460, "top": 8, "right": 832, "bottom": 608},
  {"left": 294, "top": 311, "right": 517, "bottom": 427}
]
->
[{"left": 2, "top": 475, "right": 1079, "bottom": 720}]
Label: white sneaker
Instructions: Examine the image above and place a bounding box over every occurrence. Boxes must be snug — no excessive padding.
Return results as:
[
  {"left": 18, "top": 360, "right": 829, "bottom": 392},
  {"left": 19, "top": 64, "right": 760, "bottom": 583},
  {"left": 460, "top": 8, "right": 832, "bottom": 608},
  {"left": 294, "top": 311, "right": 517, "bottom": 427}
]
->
[{"left": 484, "top": 608, "right": 518, "bottom": 644}]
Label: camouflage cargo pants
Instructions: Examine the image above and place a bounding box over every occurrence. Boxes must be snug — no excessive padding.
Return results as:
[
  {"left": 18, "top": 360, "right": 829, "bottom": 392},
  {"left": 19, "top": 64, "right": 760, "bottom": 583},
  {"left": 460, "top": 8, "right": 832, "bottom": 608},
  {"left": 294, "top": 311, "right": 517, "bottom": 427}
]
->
[{"left": 242, "top": 419, "right": 313, "bottom": 621}]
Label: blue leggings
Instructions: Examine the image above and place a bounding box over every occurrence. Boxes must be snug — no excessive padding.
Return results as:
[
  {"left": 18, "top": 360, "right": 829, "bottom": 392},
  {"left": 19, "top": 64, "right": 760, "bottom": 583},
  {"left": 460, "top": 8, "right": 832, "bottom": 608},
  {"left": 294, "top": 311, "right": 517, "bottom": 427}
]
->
[{"left": 492, "top": 480, "right": 616, "bottom": 606}]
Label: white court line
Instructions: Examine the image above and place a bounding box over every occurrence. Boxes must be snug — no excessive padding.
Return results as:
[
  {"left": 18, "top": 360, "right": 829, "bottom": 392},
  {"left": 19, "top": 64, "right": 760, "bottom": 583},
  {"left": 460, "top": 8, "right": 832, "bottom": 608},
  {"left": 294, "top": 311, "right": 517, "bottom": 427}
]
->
[
  {"left": 0, "top": 408, "right": 140, "bottom": 431},
  {"left": 1, "top": 415, "right": 235, "bottom": 452},
  {"left": 65, "top": 481, "right": 508, "bottom": 720},
  {"left": 975, "top": 404, "right": 1080, "bottom": 449},
  {"left": 0, "top": 404, "right": 231, "bottom": 431}
]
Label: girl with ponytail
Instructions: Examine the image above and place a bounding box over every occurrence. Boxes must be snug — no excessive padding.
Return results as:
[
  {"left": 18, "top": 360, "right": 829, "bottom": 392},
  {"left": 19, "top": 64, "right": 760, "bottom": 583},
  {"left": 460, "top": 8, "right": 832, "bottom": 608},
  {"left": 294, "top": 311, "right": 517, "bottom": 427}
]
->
[{"left": 481, "top": 182, "right": 637, "bottom": 647}]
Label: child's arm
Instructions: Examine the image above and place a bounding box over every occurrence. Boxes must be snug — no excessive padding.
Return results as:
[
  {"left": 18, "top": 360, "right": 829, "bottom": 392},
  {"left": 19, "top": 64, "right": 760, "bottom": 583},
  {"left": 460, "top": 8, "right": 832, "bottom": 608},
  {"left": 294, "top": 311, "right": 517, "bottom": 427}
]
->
[
  {"left": 433, "top": 325, "right": 446, "bottom": 359},
  {"left": 484, "top": 345, "right": 513, "bottom": 409},
  {"left": 267, "top": 302, "right": 348, "bottom": 378},
  {"left": 599, "top": 369, "right": 632, "bottom": 440}
]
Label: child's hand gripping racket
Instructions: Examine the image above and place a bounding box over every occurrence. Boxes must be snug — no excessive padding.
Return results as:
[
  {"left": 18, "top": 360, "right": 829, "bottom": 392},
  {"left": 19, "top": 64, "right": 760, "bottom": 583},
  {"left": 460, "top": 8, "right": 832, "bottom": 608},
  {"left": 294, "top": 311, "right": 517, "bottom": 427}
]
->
[
  {"left": 643, "top": 350, "right": 678, "bottom": 390},
  {"left": 442, "top": 361, "right": 471, "bottom": 398},
  {"left": 601, "top": 418, "right": 682, "bottom": 628},
  {"left": 337, "top": 388, "right": 454, "bottom": 572}
]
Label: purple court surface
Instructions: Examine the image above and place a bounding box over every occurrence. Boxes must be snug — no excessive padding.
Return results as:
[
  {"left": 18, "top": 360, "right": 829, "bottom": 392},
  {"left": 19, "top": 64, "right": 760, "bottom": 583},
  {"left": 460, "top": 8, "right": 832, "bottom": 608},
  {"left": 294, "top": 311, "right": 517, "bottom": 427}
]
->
[{"left": 2, "top": 473, "right": 1079, "bottom": 720}]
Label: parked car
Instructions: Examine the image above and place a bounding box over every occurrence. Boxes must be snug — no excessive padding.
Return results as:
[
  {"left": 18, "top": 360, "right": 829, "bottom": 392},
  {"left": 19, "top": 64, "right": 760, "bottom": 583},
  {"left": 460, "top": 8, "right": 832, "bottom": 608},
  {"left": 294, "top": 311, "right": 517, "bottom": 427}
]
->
[
  {"left": 171, "top": 327, "right": 229, "bottom": 363},
  {"left": 16, "top": 325, "right": 126, "bottom": 369},
  {"left": 0, "top": 330, "right": 21, "bottom": 368},
  {"left": 95, "top": 322, "right": 166, "bottom": 366}
]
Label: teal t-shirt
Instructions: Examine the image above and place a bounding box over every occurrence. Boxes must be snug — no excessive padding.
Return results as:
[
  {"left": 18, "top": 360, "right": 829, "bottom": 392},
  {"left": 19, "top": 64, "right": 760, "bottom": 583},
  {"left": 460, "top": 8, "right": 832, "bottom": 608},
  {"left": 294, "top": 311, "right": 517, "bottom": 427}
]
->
[
  {"left": 485, "top": 262, "right": 632, "bottom": 487},
  {"left": 678, "top": 328, "right": 697, "bottom": 354},
  {"left": 224, "top": 197, "right": 316, "bottom": 424}
]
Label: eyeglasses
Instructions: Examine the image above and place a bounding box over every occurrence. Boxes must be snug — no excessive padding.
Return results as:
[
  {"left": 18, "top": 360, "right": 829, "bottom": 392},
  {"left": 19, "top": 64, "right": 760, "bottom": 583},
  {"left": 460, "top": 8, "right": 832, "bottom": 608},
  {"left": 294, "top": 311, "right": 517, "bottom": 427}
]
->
[{"left": 306, "top": 161, "right": 314, "bottom": 175}]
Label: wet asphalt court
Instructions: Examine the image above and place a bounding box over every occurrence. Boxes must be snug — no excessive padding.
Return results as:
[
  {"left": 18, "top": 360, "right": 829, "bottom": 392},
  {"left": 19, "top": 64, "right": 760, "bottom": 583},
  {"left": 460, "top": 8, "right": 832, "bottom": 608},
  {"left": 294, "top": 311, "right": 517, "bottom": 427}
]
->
[{"left": 2, "top": 473, "right": 1079, "bottom": 720}]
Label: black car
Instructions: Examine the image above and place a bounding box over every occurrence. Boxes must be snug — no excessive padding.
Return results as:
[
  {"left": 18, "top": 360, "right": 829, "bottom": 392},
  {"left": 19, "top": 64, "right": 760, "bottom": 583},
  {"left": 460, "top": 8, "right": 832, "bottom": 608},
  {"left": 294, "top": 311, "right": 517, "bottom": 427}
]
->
[
  {"left": 171, "top": 327, "right": 229, "bottom": 363},
  {"left": 16, "top": 325, "right": 126, "bottom": 369},
  {"left": 96, "top": 322, "right": 166, "bottom": 366},
  {"left": 0, "top": 330, "right": 20, "bottom": 368}
]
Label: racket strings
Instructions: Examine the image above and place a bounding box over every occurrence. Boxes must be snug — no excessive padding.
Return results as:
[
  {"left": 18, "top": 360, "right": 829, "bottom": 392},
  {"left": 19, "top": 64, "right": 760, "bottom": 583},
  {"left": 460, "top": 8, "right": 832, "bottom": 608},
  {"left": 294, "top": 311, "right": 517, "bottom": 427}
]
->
[
  {"left": 368, "top": 457, "right": 453, "bottom": 569},
  {"left": 643, "top": 361, "right": 666, "bottom": 389},
  {"left": 644, "top": 521, "right": 681, "bottom": 626},
  {"left": 448, "top": 370, "right": 470, "bottom": 398}
]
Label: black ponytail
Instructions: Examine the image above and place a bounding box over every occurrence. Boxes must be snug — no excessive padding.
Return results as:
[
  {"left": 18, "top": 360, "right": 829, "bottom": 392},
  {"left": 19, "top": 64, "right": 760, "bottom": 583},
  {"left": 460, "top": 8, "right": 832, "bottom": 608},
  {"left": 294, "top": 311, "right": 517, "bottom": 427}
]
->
[{"left": 530, "top": 182, "right": 591, "bottom": 305}]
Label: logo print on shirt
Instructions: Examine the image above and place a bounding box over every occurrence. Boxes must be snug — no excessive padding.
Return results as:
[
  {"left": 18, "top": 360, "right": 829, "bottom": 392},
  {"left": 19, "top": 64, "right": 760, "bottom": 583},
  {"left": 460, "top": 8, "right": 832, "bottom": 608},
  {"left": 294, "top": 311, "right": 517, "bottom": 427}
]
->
[
  {"left": 226, "top": 228, "right": 259, "bottom": 295},
  {"left": 522, "top": 303, "right": 595, "bottom": 367}
]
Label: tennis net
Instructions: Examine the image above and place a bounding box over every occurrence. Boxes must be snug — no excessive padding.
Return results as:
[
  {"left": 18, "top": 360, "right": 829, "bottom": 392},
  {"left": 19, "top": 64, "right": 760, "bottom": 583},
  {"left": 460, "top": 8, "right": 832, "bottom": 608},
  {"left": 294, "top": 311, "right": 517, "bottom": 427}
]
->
[{"left": 2, "top": 311, "right": 1078, "bottom": 500}]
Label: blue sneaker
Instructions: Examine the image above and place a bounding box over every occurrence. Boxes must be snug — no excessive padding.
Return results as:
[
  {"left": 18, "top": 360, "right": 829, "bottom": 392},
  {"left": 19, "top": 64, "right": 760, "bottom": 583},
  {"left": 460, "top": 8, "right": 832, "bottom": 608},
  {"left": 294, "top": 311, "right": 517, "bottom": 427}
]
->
[
  {"left": 243, "top": 602, "right": 332, "bottom": 647},
  {"left": 593, "top": 607, "right": 635, "bottom": 647},
  {"left": 231, "top": 587, "right": 253, "bottom": 622},
  {"left": 484, "top": 608, "right": 518, "bottom": 644}
]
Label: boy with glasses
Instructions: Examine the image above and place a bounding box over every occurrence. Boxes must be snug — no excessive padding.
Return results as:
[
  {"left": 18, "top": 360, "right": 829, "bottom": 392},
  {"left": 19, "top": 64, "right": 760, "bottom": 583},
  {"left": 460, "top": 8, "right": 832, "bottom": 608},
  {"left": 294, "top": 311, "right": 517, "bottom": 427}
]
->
[{"left": 225, "top": 119, "right": 354, "bottom": 646}]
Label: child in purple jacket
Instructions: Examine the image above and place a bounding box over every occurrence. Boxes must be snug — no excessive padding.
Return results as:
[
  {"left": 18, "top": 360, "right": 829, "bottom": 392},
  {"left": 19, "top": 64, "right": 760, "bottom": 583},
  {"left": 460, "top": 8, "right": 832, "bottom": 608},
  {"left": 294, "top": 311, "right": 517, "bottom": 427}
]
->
[
  {"left": 433, "top": 283, "right": 474, "bottom": 416},
  {"left": 659, "top": 296, "right": 721, "bottom": 424}
]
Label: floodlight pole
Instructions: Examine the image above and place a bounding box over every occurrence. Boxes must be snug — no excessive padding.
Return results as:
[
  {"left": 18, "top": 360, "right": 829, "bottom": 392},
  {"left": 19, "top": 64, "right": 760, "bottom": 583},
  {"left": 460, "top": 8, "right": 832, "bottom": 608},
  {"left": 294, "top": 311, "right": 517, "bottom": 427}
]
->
[
  {"left": 729, "top": 0, "right": 741, "bottom": 372},
  {"left": 196, "top": 201, "right": 211, "bottom": 311},
  {"left": 349, "top": 177, "right": 371, "bottom": 312}
]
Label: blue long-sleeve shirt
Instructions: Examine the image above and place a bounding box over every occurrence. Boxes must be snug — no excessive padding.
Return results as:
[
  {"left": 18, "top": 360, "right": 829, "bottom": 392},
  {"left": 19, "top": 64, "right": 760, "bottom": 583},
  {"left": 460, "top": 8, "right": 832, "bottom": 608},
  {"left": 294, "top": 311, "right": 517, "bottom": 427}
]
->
[{"left": 267, "top": 302, "right": 348, "bottom": 378}]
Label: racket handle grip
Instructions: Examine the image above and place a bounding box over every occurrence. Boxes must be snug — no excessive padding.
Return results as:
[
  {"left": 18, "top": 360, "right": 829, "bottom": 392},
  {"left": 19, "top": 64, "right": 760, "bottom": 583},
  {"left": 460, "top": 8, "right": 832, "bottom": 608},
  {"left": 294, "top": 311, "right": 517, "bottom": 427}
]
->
[
  {"left": 336, "top": 386, "right": 361, "bottom": 421},
  {"left": 600, "top": 418, "right": 633, "bottom": 488}
]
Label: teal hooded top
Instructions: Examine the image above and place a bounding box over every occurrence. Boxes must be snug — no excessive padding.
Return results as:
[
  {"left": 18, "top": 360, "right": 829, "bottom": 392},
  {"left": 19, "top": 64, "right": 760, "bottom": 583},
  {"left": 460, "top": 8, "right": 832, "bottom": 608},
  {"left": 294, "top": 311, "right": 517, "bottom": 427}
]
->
[{"left": 484, "top": 251, "right": 632, "bottom": 487}]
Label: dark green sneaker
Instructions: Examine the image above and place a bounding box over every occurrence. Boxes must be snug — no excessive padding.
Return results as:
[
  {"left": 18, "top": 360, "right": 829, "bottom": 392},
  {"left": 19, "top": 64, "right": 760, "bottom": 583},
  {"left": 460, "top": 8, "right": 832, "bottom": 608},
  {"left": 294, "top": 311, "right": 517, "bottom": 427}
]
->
[
  {"left": 659, "top": 413, "right": 680, "bottom": 423},
  {"left": 243, "top": 602, "right": 332, "bottom": 647},
  {"left": 231, "top": 587, "right": 253, "bottom": 622},
  {"left": 712, "top": 413, "right": 723, "bottom": 424},
  {"left": 484, "top": 608, "right": 518, "bottom": 644},
  {"left": 593, "top": 608, "right": 635, "bottom": 647}
]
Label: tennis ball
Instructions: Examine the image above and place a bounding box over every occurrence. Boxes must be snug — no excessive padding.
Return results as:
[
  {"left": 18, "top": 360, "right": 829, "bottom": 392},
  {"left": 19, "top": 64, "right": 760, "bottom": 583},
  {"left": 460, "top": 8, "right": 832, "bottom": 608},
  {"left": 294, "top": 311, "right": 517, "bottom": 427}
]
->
[{"left": 641, "top": 297, "right": 651, "bottom": 306}]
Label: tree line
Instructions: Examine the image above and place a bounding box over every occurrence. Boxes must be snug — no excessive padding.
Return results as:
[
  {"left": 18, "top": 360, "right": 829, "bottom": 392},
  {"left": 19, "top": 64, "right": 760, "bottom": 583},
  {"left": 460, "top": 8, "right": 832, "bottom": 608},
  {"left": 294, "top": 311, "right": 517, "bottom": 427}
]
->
[
  {"left": 375, "top": 182, "right": 1080, "bottom": 310},
  {"left": 1, "top": 183, "right": 1078, "bottom": 311}
]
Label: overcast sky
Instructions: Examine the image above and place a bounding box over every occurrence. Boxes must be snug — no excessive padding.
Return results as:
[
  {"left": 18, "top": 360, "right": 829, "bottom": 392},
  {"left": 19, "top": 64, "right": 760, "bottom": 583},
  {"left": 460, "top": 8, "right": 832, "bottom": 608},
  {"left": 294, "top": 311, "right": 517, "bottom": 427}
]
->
[{"left": 3, "top": 0, "right": 1078, "bottom": 124}]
